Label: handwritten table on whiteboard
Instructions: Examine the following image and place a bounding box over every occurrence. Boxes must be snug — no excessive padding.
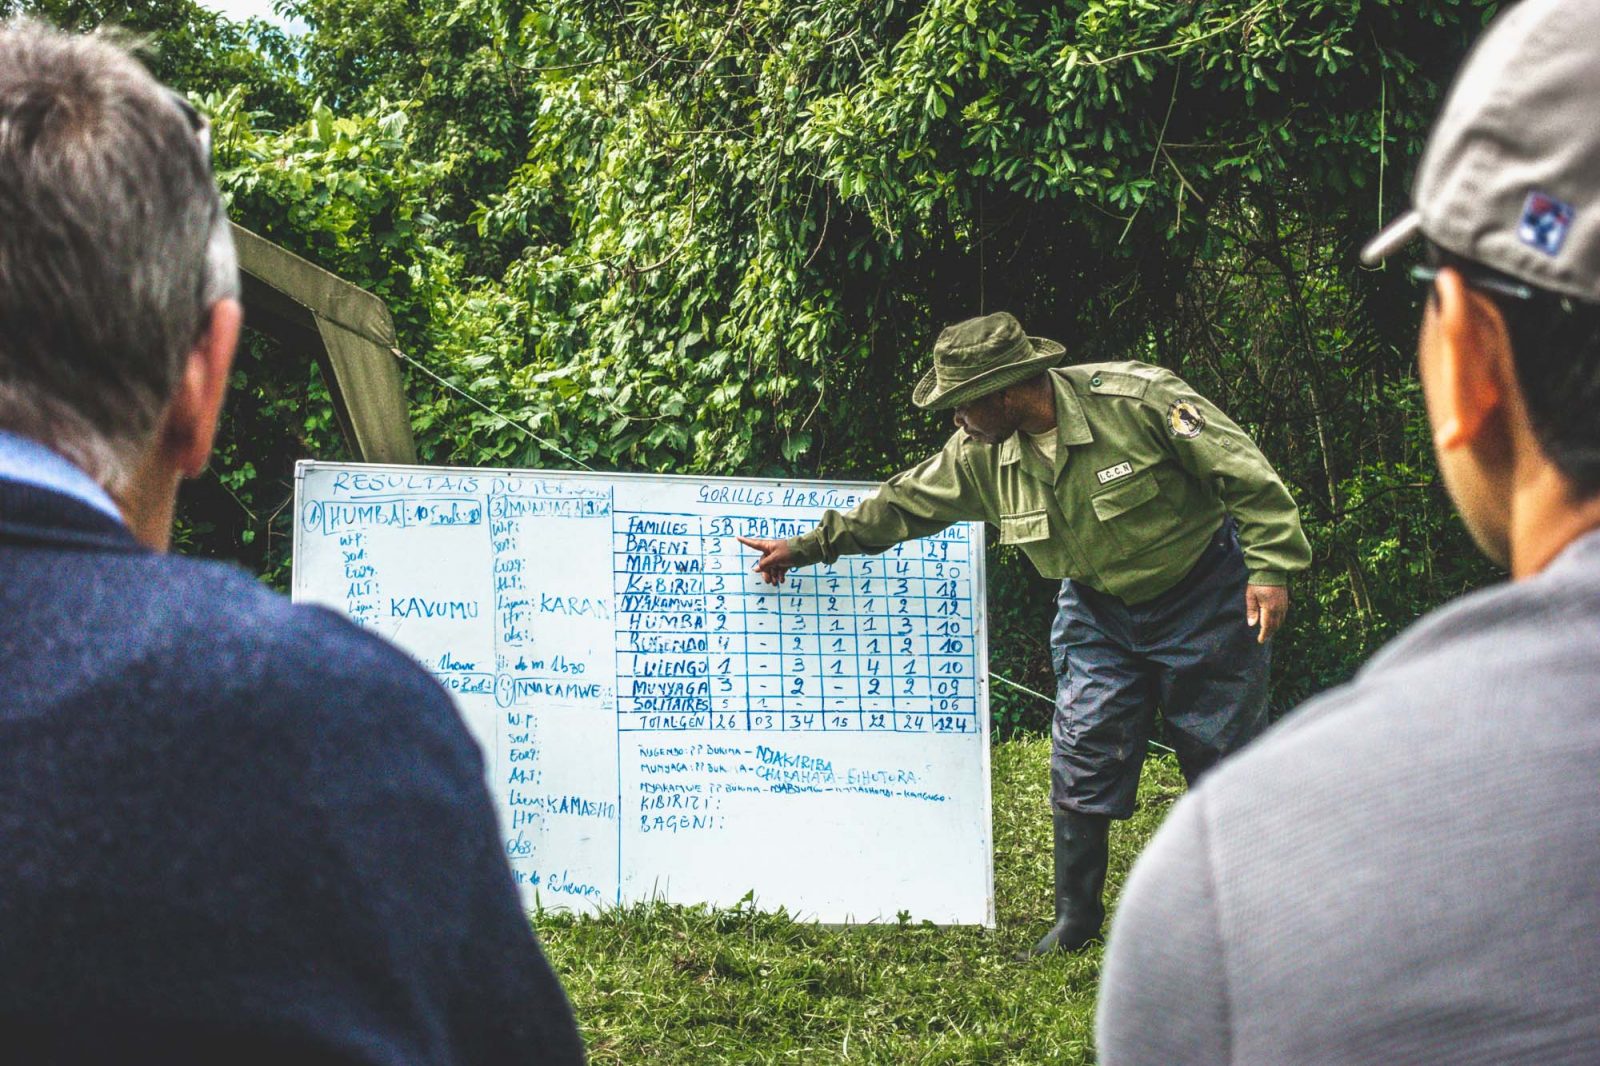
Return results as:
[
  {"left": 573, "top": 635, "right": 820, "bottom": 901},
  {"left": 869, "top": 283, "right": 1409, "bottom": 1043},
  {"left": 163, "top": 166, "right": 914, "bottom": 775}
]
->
[{"left": 293, "top": 461, "right": 994, "bottom": 925}]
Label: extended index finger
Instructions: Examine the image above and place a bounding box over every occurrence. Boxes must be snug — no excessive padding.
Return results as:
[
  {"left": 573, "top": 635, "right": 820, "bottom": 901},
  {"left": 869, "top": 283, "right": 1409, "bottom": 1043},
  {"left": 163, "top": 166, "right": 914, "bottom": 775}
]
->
[{"left": 734, "top": 535, "right": 769, "bottom": 551}]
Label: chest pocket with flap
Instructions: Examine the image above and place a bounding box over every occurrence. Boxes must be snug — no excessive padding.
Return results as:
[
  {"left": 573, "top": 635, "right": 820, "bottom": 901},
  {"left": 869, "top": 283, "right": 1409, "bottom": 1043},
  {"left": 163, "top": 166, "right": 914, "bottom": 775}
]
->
[
  {"left": 998, "top": 508, "right": 1050, "bottom": 545},
  {"left": 1090, "top": 471, "right": 1184, "bottom": 554},
  {"left": 1090, "top": 471, "right": 1159, "bottom": 521}
]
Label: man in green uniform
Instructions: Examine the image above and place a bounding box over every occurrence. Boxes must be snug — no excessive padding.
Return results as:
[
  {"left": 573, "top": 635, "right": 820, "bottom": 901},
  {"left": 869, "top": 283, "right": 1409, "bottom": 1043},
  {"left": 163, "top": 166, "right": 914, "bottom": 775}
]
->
[{"left": 739, "top": 312, "right": 1310, "bottom": 953}]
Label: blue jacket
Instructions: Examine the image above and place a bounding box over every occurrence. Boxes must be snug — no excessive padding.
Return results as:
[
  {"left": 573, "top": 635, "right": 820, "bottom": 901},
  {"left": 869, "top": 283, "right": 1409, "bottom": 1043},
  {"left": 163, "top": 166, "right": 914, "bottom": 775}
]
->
[{"left": 0, "top": 477, "right": 585, "bottom": 1064}]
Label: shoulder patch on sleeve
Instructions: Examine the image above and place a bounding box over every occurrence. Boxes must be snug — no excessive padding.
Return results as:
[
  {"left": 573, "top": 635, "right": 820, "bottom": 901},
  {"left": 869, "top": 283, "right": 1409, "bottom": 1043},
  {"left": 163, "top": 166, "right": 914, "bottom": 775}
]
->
[{"left": 1166, "top": 398, "right": 1206, "bottom": 439}]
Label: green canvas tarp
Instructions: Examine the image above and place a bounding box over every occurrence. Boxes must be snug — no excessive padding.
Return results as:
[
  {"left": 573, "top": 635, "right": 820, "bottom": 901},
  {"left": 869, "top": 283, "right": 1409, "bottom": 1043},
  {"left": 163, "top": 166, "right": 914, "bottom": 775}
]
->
[{"left": 232, "top": 223, "right": 416, "bottom": 465}]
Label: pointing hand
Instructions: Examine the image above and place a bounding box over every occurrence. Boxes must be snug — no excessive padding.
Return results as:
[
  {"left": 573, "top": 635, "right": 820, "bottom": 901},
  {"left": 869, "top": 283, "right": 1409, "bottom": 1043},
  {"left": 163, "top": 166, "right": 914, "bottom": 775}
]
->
[{"left": 736, "top": 535, "right": 794, "bottom": 586}]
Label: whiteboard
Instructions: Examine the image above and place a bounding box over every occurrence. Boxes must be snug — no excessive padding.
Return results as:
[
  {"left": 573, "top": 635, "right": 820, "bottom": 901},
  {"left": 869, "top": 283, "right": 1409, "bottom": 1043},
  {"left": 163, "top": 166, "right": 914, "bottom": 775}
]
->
[{"left": 292, "top": 461, "right": 994, "bottom": 925}]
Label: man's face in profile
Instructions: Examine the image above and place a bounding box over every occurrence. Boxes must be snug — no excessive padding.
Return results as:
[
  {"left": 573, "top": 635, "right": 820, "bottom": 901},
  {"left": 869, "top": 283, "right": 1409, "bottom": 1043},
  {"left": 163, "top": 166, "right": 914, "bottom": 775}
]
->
[{"left": 952, "top": 389, "right": 1022, "bottom": 445}]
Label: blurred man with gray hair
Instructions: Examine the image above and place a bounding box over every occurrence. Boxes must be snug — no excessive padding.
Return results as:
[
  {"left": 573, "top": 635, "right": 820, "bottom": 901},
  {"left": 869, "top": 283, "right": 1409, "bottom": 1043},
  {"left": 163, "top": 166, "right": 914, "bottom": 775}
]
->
[
  {"left": 1098, "top": 0, "right": 1600, "bottom": 1060},
  {"left": 0, "top": 21, "right": 585, "bottom": 1063}
]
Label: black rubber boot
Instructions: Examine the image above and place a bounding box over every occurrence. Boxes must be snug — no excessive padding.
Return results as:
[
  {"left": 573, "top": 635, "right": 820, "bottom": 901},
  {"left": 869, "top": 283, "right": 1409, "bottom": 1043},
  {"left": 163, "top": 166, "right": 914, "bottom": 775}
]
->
[{"left": 1028, "top": 809, "right": 1111, "bottom": 956}]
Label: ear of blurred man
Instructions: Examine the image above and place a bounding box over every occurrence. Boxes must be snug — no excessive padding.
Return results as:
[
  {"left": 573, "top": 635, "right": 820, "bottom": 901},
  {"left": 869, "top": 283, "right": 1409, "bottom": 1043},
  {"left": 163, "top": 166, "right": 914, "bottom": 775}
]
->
[{"left": 115, "top": 296, "right": 241, "bottom": 551}]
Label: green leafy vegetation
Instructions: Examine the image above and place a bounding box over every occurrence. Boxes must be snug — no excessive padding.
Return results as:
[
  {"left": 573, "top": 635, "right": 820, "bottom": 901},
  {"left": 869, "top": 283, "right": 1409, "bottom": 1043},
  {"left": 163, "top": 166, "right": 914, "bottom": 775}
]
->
[
  {"left": 535, "top": 737, "right": 1184, "bottom": 1064},
  {"left": 5, "top": 0, "right": 1508, "bottom": 717}
]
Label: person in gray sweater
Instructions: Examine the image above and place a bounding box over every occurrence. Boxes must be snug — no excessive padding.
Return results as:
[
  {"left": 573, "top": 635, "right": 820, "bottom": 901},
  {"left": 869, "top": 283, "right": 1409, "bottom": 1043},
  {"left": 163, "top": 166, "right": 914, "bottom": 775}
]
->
[{"left": 1096, "top": 0, "right": 1600, "bottom": 1061}]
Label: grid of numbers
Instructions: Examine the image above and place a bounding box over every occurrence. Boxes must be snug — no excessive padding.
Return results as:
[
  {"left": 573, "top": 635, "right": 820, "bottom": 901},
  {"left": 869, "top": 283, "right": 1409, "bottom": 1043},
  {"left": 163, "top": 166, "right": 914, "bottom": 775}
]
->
[{"left": 613, "top": 512, "right": 979, "bottom": 734}]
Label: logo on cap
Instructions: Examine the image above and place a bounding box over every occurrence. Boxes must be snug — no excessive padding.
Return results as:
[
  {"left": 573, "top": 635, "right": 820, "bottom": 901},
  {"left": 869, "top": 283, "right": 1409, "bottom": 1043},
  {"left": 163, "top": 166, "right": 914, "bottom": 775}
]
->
[{"left": 1518, "top": 192, "right": 1573, "bottom": 257}]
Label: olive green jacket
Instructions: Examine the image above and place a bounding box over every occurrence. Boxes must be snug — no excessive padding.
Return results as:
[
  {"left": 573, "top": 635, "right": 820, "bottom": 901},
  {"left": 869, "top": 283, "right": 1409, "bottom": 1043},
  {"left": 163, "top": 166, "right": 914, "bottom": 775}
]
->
[{"left": 786, "top": 362, "right": 1311, "bottom": 604}]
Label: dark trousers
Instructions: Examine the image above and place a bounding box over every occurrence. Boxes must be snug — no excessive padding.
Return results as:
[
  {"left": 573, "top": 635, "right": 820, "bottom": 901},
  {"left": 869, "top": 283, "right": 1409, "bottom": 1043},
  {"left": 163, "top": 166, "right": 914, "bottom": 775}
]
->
[{"left": 1049, "top": 519, "right": 1270, "bottom": 818}]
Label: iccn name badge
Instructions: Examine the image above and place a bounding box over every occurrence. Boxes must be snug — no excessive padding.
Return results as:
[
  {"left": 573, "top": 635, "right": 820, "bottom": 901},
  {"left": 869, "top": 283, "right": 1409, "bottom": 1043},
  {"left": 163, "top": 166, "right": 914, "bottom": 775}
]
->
[{"left": 1096, "top": 462, "right": 1134, "bottom": 485}]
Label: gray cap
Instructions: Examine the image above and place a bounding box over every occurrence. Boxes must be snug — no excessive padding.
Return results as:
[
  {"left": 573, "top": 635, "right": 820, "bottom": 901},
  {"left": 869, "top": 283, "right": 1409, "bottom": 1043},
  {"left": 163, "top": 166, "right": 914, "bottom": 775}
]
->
[{"left": 1362, "top": 0, "right": 1600, "bottom": 302}]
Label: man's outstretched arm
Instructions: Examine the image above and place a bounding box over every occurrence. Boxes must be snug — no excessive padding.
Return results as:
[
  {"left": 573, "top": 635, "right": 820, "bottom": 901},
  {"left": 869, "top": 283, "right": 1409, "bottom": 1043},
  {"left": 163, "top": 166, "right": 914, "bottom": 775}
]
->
[{"left": 742, "top": 434, "right": 990, "bottom": 585}]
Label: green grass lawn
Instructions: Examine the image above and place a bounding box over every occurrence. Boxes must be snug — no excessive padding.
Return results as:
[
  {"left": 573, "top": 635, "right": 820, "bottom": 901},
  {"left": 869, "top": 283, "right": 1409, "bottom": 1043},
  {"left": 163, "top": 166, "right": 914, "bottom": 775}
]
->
[{"left": 534, "top": 737, "right": 1187, "bottom": 1064}]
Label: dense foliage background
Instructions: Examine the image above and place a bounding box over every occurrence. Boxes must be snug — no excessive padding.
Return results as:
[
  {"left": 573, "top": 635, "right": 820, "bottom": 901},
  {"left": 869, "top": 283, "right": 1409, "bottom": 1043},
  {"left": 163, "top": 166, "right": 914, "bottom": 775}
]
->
[{"left": 8, "top": 0, "right": 1507, "bottom": 731}]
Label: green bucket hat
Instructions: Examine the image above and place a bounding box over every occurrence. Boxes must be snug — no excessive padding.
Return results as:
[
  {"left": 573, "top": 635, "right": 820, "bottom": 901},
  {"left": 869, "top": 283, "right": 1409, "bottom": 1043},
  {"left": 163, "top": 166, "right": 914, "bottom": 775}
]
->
[{"left": 911, "top": 312, "right": 1066, "bottom": 410}]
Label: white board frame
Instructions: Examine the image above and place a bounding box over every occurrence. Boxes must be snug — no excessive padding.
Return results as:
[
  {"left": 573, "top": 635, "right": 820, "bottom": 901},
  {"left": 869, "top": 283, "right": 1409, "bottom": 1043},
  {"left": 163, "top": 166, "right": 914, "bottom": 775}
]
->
[{"left": 292, "top": 459, "right": 994, "bottom": 926}]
